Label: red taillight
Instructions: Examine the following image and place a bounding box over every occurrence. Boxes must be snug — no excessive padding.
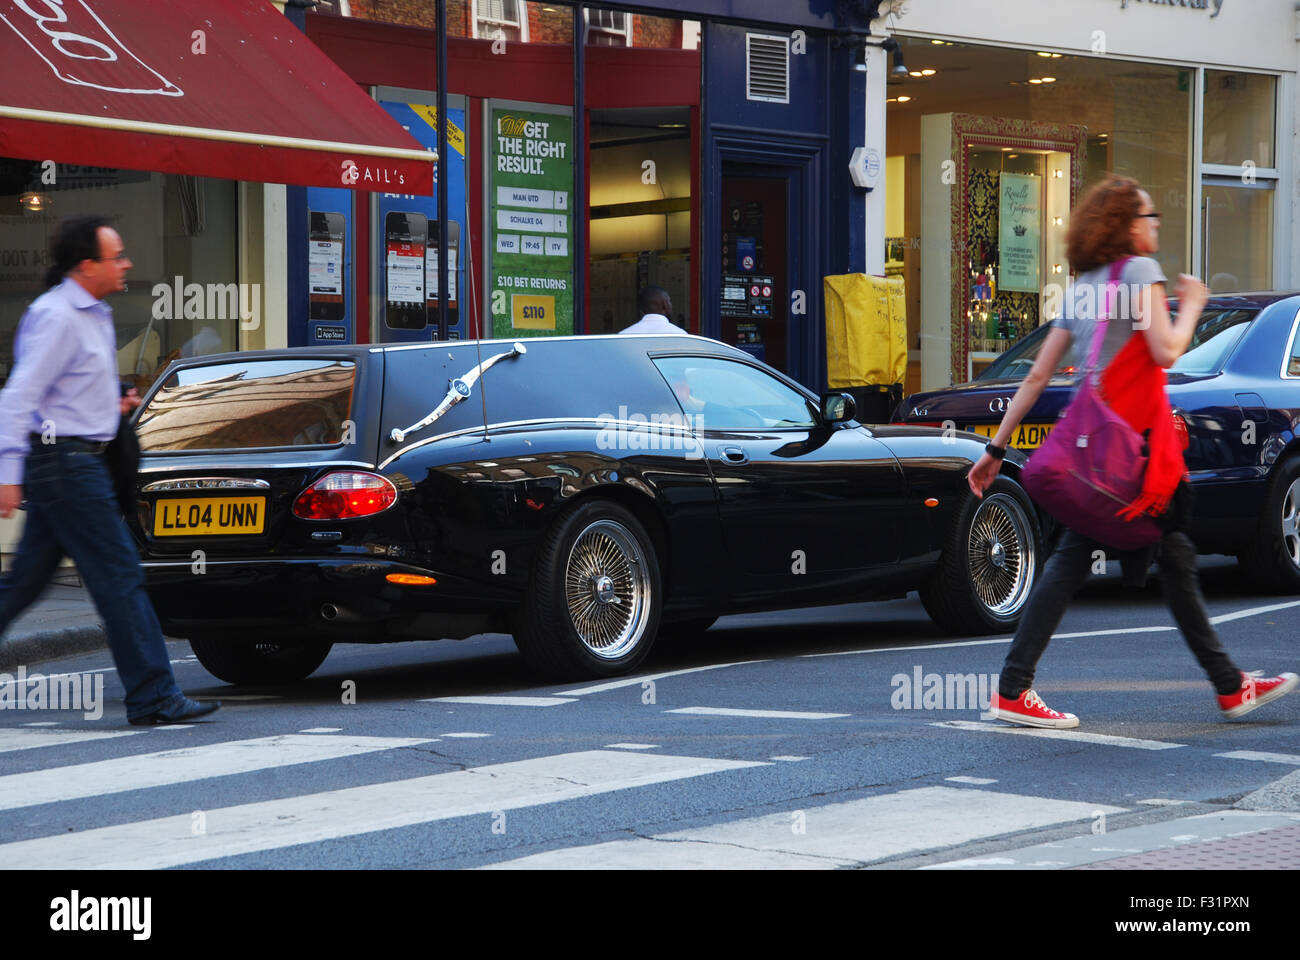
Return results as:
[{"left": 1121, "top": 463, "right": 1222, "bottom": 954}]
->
[{"left": 293, "top": 472, "right": 397, "bottom": 520}]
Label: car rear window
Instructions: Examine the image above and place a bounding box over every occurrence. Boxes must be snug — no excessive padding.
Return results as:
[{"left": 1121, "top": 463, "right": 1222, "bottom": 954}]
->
[
  {"left": 137, "top": 359, "right": 356, "bottom": 452},
  {"left": 1168, "top": 308, "right": 1257, "bottom": 375}
]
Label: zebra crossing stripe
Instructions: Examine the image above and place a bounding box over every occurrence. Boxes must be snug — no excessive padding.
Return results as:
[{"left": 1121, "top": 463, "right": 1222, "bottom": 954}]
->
[
  {"left": 0, "top": 735, "right": 432, "bottom": 812},
  {"left": 0, "top": 750, "right": 764, "bottom": 869},
  {"left": 0, "top": 728, "right": 143, "bottom": 753},
  {"left": 485, "top": 786, "right": 1125, "bottom": 869}
]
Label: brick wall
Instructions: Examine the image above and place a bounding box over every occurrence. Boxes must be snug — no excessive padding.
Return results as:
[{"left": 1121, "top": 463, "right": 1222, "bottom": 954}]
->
[
  {"left": 528, "top": 5, "right": 574, "bottom": 44},
  {"left": 632, "top": 15, "right": 681, "bottom": 48}
]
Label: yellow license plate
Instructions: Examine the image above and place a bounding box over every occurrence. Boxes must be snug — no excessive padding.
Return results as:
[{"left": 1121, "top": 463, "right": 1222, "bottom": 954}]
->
[
  {"left": 969, "top": 422, "right": 1055, "bottom": 450},
  {"left": 153, "top": 497, "right": 266, "bottom": 536}
]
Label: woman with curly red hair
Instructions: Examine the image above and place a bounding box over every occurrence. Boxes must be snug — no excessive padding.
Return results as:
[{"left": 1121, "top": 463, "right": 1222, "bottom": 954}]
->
[{"left": 967, "top": 176, "right": 1296, "bottom": 727}]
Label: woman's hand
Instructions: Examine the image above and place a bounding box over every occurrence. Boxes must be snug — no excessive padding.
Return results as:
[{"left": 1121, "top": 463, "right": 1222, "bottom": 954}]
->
[
  {"left": 967, "top": 452, "right": 1002, "bottom": 498},
  {"left": 1175, "top": 274, "right": 1209, "bottom": 315}
]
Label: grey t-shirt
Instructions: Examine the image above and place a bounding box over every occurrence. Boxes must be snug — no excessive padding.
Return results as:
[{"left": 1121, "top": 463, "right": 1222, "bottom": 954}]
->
[{"left": 1052, "top": 256, "right": 1167, "bottom": 373}]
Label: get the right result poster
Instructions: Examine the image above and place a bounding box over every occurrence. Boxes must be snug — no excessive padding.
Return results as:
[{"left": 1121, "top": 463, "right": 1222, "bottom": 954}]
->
[{"left": 488, "top": 105, "right": 574, "bottom": 338}]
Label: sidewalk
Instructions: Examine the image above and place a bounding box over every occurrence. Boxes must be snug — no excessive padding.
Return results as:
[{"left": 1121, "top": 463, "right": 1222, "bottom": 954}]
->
[{"left": 0, "top": 576, "right": 107, "bottom": 672}]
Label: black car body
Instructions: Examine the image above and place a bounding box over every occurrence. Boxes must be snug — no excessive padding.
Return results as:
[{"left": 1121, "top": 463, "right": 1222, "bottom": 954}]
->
[
  {"left": 894, "top": 293, "right": 1300, "bottom": 589},
  {"left": 129, "top": 334, "right": 1041, "bottom": 683}
]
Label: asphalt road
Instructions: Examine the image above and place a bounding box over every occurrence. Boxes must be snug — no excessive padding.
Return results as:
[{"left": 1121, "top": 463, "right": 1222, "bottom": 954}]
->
[{"left": 3, "top": 557, "right": 1298, "bottom": 875}]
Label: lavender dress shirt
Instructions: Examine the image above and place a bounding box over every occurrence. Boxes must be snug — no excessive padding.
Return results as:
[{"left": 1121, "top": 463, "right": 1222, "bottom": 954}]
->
[{"left": 0, "top": 278, "right": 120, "bottom": 485}]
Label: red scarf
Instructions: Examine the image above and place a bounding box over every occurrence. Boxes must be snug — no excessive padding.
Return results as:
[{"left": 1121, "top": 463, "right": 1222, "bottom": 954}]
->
[{"left": 1099, "top": 330, "right": 1188, "bottom": 520}]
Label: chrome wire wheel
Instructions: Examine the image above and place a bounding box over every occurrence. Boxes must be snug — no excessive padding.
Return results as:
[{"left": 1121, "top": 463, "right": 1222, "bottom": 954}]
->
[
  {"left": 563, "top": 518, "right": 651, "bottom": 660},
  {"left": 1282, "top": 479, "right": 1300, "bottom": 570},
  {"left": 968, "top": 492, "right": 1035, "bottom": 617}
]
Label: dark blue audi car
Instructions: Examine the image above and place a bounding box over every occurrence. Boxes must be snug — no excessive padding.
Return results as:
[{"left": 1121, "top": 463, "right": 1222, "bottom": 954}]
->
[{"left": 894, "top": 293, "right": 1300, "bottom": 591}]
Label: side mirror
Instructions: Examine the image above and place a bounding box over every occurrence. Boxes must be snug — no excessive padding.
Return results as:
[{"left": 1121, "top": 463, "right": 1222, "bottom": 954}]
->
[{"left": 820, "top": 392, "right": 856, "bottom": 424}]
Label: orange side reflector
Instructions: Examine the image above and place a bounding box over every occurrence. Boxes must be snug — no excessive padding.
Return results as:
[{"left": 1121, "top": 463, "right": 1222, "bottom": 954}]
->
[
  {"left": 386, "top": 573, "right": 438, "bottom": 586},
  {"left": 924, "top": 498, "right": 940, "bottom": 508}
]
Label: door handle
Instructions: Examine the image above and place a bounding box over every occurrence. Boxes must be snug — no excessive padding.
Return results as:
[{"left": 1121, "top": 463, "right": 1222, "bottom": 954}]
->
[{"left": 718, "top": 446, "right": 749, "bottom": 464}]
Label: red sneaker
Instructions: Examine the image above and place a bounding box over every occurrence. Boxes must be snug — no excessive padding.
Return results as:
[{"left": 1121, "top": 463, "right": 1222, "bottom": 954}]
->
[
  {"left": 1218, "top": 671, "right": 1299, "bottom": 719},
  {"left": 992, "top": 689, "right": 1079, "bottom": 729}
]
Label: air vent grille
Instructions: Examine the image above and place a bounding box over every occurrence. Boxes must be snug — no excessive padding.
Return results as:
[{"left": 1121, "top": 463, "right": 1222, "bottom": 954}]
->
[{"left": 746, "top": 34, "right": 790, "bottom": 103}]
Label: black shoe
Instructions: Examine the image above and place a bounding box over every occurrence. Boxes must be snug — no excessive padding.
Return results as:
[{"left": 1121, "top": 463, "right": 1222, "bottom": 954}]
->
[{"left": 128, "top": 696, "right": 220, "bottom": 726}]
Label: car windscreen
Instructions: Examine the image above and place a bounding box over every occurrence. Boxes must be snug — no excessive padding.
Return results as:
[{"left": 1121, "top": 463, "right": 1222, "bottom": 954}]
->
[
  {"left": 137, "top": 358, "right": 356, "bottom": 451},
  {"left": 976, "top": 325, "right": 1075, "bottom": 381},
  {"left": 1168, "top": 308, "right": 1257, "bottom": 375},
  {"left": 977, "top": 308, "right": 1258, "bottom": 381}
]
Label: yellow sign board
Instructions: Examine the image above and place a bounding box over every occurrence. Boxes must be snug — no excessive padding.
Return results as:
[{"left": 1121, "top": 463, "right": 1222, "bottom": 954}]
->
[
  {"left": 408, "top": 104, "right": 467, "bottom": 157},
  {"left": 512, "top": 295, "right": 555, "bottom": 330}
]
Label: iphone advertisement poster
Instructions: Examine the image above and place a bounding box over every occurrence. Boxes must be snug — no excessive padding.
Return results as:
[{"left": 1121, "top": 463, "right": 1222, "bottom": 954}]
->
[{"left": 377, "top": 100, "right": 467, "bottom": 343}]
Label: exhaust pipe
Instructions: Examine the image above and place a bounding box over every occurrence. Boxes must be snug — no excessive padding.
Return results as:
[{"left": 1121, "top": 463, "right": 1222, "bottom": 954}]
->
[{"left": 320, "top": 603, "right": 360, "bottom": 623}]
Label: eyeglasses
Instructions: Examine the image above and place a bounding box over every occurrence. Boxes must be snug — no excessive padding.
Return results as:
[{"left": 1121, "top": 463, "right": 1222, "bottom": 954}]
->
[
  {"left": 1136, "top": 212, "right": 1161, "bottom": 220},
  {"left": 93, "top": 252, "right": 130, "bottom": 262}
]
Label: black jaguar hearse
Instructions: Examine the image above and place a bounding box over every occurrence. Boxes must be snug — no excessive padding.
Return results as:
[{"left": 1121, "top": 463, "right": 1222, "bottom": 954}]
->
[{"left": 128, "top": 334, "right": 1039, "bottom": 683}]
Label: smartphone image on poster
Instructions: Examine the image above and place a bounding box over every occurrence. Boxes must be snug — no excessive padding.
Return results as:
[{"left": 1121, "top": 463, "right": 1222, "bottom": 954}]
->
[
  {"left": 385, "top": 211, "right": 427, "bottom": 329},
  {"left": 308, "top": 211, "right": 346, "bottom": 323},
  {"left": 425, "top": 220, "right": 461, "bottom": 339}
]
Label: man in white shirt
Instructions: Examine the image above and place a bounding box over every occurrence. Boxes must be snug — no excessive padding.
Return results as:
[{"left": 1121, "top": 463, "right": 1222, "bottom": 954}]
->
[{"left": 620, "top": 286, "right": 681, "bottom": 334}]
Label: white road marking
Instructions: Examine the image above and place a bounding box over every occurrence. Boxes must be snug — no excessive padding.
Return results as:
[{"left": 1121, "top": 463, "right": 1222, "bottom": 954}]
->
[
  {"left": 0, "top": 728, "right": 142, "bottom": 753},
  {"left": 605, "top": 743, "right": 658, "bottom": 750},
  {"left": 769, "top": 756, "right": 810, "bottom": 762},
  {"left": 934, "top": 720, "right": 1184, "bottom": 750},
  {"left": 1214, "top": 750, "right": 1300, "bottom": 766},
  {"left": 667, "top": 707, "right": 850, "bottom": 720},
  {"left": 2, "top": 750, "right": 765, "bottom": 869},
  {"left": 1138, "top": 799, "right": 1190, "bottom": 806},
  {"left": 555, "top": 660, "right": 772, "bottom": 697},
  {"left": 0, "top": 735, "right": 432, "bottom": 811},
  {"left": 440, "top": 732, "right": 492, "bottom": 738},
  {"left": 426, "top": 696, "right": 577, "bottom": 707},
  {"left": 21, "top": 722, "right": 59, "bottom": 727},
  {"left": 1209, "top": 599, "right": 1300, "bottom": 625},
  {"left": 801, "top": 627, "right": 1177, "bottom": 660},
  {"left": 300, "top": 728, "right": 343, "bottom": 734},
  {"left": 946, "top": 776, "right": 997, "bottom": 785},
  {"left": 486, "top": 786, "right": 1124, "bottom": 869}
]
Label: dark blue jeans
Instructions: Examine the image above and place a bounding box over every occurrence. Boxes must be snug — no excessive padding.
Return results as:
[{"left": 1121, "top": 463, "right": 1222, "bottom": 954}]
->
[
  {"left": 0, "top": 441, "right": 181, "bottom": 720},
  {"left": 1000, "top": 529, "right": 1241, "bottom": 699}
]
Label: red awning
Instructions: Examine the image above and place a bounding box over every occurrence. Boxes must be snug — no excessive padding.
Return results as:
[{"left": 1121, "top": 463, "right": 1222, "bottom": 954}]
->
[{"left": 0, "top": 0, "right": 434, "bottom": 193}]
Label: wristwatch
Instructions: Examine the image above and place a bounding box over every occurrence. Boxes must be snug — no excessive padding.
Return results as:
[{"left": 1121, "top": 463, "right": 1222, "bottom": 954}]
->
[{"left": 985, "top": 442, "right": 1007, "bottom": 461}]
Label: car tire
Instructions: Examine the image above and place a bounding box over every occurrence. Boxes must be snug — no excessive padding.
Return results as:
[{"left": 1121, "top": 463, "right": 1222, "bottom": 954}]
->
[
  {"left": 513, "top": 499, "right": 662, "bottom": 680},
  {"left": 920, "top": 476, "right": 1040, "bottom": 634},
  {"left": 1237, "top": 456, "right": 1300, "bottom": 594},
  {"left": 189, "top": 634, "right": 333, "bottom": 685}
]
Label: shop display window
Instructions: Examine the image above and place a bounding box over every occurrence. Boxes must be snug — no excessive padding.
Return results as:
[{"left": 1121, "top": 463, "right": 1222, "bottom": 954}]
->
[{"left": 0, "top": 160, "right": 240, "bottom": 393}]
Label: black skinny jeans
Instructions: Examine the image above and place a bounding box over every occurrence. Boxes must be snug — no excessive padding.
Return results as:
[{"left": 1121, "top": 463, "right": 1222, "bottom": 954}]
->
[{"left": 1000, "top": 529, "right": 1241, "bottom": 699}]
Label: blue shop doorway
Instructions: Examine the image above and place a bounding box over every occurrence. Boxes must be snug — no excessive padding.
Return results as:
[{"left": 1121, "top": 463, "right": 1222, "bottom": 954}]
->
[
  {"left": 719, "top": 169, "right": 790, "bottom": 374},
  {"left": 707, "top": 139, "right": 824, "bottom": 388}
]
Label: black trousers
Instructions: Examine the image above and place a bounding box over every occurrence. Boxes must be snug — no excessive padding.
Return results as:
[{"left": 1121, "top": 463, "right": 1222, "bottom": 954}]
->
[{"left": 1000, "top": 527, "right": 1241, "bottom": 699}]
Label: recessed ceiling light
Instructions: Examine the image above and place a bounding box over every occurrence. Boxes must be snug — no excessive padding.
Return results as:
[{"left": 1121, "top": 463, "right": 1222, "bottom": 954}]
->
[
  {"left": 1008, "top": 154, "right": 1019, "bottom": 159},
  {"left": 931, "top": 39, "right": 945, "bottom": 45},
  {"left": 897, "top": 95, "right": 912, "bottom": 102},
  {"left": 1028, "top": 78, "right": 1043, "bottom": 84},
  {"left": 921, "top": 68, "right": 936, "bottom": 76},
  {"left": 909, "top": 70, "right": 923, "bottom": 77},
  {"left": 1041, "top": 76, "right": 1057, "bottom": 83},
  {"left": 1037, "top": 51, "right": 1053, "bottom": 58}
]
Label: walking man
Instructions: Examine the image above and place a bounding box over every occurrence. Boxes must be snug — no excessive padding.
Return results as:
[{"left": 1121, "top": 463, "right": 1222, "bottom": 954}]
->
[{"left": 0, "top": 216, "right": 219, "bottom": 725}]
